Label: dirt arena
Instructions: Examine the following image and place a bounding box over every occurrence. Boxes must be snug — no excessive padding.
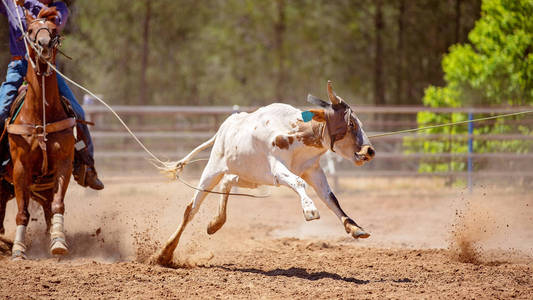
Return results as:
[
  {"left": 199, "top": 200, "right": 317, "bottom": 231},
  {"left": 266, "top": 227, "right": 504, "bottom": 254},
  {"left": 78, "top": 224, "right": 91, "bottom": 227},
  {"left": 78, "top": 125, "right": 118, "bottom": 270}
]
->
[{"left": 0, "top": 174, "right": 532, "bottom": 299}]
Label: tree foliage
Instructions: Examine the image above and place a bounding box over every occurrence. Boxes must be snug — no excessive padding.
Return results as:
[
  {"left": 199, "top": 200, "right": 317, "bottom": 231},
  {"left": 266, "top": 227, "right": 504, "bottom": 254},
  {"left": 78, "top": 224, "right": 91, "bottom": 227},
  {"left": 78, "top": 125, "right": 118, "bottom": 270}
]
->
[
  {"left": 410, "top": 0, "right": 533, "bottom": 173},
  {"left": 1, "top": 1, "right": 483, "bottom": 107}
]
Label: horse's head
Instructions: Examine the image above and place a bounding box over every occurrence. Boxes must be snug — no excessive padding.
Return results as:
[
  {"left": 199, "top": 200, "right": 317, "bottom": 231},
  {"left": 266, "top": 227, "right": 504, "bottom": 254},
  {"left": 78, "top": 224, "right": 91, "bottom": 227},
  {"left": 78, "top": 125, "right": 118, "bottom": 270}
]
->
[
  {"left": 25, "top": 7, "right": 61, "bottom": 63},
  {"left": 308, "top": 81, "right": 375, "bottom": 166}
]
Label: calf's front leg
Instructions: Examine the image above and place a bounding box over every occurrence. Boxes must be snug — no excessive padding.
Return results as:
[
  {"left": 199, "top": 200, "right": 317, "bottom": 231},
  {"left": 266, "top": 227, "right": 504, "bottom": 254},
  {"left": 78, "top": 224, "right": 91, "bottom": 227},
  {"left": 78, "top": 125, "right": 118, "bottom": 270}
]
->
[
  {"left": 270, "top": 158, "right": 319, "bottom": 221},
  {"left": 302, "top": 167, "right": 369, "bottom": 239}
]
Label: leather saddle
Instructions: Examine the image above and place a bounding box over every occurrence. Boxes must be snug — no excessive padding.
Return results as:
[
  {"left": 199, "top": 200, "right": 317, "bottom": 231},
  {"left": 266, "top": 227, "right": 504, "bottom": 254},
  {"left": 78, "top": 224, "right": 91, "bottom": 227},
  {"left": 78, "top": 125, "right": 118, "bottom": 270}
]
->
[{"left": 0, "top": 85, "right": 76, "bottom": 177}]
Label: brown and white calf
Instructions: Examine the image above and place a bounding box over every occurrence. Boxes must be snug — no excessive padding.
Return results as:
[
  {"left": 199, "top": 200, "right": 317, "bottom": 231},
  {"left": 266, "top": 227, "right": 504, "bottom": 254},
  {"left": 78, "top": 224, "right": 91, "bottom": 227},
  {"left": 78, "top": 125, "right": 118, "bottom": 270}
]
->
[{"left": 156, "top": 81, "right": 375, "bottom": 265}]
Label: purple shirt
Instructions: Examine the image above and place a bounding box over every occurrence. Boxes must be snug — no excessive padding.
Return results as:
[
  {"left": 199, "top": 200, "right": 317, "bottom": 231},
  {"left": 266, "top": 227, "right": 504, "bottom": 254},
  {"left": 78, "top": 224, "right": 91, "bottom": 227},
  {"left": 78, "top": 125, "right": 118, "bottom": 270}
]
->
[{"left": 0, "top": 0, "right": 68, "bottom": 56}]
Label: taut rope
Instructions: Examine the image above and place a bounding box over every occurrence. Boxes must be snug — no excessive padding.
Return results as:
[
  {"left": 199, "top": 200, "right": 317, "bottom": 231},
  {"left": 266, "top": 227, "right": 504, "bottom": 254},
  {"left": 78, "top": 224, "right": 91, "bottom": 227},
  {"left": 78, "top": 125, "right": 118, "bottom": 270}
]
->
[{"left": 368, "top": 109, "right": 533, "bottom": 139}]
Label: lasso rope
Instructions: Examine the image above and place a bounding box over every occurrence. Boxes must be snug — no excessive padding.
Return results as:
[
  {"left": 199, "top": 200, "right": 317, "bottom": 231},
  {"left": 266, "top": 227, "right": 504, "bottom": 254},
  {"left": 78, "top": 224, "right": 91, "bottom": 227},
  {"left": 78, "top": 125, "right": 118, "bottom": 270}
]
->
[
  {"left": 368, "top": 109, "right": 533, "bottom": 139},
  {"left": 174, "top": 158, "right": 269, "bottom": 198}
]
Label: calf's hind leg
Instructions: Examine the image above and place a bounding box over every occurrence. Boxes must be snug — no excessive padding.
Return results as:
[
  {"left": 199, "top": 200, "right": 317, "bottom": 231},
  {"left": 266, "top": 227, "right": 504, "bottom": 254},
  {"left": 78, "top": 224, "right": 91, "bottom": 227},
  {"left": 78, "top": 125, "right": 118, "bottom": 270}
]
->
[
  {"left": 207, "top": 174, "right": 238, "bottom": 235},
  {"left": 156, "top": 169, "right": 224, "bottom": 265}
]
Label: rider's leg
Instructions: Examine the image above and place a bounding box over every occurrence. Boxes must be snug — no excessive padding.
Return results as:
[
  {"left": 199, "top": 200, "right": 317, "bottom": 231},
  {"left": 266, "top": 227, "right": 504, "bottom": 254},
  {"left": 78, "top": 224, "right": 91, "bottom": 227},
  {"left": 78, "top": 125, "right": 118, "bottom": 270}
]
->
[
  {"left": 0, "top": 60, "right": 27, "bottom": 174},
  {"left": 0, "top": 60, "right": 26, "bottom": 123},
  {"left": 56, "top": 74, "right": 104, "bottom": 190}
]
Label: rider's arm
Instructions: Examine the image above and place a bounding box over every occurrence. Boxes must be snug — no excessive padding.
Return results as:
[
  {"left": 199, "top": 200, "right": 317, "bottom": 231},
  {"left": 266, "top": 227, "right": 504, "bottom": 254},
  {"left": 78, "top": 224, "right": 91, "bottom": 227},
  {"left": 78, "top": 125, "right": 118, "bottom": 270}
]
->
[{"left": 20, "top": 0, "right": 46, "bottom": 18}]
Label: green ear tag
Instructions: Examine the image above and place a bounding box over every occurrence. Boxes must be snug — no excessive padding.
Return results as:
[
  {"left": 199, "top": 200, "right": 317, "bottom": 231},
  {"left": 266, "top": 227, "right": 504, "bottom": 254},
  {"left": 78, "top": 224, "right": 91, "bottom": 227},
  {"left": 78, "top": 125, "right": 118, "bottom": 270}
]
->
[{"left": 302, "top": 111, "right": 314, "bottom": 122}]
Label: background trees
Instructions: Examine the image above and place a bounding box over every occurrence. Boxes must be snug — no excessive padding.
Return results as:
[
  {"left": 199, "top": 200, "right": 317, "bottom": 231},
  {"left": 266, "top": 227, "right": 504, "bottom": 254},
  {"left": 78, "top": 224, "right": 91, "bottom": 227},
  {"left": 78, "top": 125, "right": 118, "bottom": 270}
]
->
[{"left": 1, "top": 0, "right": 484, "bottom": 107}]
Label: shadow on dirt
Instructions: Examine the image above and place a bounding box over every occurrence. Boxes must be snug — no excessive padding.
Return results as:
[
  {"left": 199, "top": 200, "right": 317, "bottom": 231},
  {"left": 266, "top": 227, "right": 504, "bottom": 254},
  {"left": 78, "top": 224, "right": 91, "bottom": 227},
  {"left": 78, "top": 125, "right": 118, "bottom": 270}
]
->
[{"left": 211, "top": 265, "right": 370, "bottom": 284}]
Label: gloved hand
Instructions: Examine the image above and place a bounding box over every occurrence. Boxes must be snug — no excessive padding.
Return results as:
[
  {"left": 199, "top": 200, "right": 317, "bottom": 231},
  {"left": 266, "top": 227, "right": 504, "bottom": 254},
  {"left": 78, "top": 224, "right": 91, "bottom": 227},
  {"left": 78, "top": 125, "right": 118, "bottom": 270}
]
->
[{"left": 16, "top": 0, "right": 25, "bottom": 6}]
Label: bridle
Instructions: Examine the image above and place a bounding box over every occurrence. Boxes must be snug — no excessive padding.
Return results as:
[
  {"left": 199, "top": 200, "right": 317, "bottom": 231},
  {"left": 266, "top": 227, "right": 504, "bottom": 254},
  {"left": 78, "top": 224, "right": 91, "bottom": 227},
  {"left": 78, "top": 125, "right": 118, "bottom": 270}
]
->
[
  {"left": 28, "top": 20, "right": 61, "bottom": 48},
  {"left": 26, "top": 18, "right": 61, "bottom": 76}
]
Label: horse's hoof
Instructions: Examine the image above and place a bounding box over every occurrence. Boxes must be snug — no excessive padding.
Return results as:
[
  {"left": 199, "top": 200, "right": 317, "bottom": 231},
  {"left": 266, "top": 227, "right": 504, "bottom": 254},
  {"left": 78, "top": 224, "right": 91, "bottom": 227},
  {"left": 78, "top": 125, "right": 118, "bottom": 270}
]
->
[
  {"left": 352, "top": 228, "right": 370, "bottom": 239},
  {"left": 50, "top": 238, "right": 69, "bottom": 256},
  {"left": 11, "top": 249, "right": 27, "bottom": 261}
]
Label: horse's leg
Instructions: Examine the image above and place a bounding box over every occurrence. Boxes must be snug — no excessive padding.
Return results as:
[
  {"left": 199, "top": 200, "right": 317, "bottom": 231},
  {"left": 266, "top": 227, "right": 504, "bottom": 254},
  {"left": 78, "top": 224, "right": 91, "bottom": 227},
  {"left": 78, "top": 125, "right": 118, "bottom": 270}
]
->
[
  {"left": 43, "top": 202, "right": 52, "bottom": 234},
  {"left": 32, "top": 194, "right": 53, "bottom": 234},
  {"left": 11, "top": 160, "right": 31, "bottom": 260},
  {"left": 0, "top": 180, "right": 14, "bottom": 235},
  {"left": 49, "top": 162, "right": 72, "bottom": 256},
  {"left": 0, "top": 187, "right": 7, "bottom": 235}
]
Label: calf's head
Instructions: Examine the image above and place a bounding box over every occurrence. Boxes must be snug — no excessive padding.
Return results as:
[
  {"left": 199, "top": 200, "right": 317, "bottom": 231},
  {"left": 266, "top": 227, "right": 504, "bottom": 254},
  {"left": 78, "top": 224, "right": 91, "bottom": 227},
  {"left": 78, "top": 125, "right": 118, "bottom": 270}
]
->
[{"left": 307, "top": 81, "right": 375, "bottom": 166}]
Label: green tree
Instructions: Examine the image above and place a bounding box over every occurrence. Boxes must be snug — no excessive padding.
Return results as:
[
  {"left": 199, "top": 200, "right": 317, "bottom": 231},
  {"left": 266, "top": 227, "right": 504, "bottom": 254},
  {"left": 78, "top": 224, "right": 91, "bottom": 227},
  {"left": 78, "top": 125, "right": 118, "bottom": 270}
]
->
[
  {"left": 52, "top": 1, "right": 480, "bottom": 107},
  {"left": 409, "top": 0, "right": 533, "bottom": 174}
]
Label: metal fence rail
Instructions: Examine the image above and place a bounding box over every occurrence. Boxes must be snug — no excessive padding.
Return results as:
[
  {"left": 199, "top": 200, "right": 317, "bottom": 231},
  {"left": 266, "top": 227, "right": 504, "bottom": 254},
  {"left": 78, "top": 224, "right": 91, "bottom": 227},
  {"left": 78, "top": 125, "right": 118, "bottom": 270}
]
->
[{"left": 85, "top": 104, "right": 533, "bottom": 182}]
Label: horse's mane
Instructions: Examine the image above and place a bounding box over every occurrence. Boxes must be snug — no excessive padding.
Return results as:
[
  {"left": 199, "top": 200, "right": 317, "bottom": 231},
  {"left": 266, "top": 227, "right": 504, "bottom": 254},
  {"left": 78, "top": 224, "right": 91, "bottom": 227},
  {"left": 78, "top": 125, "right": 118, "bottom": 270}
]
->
[{"left": 37, "top": 7, "right": 59, "bottom": 23}]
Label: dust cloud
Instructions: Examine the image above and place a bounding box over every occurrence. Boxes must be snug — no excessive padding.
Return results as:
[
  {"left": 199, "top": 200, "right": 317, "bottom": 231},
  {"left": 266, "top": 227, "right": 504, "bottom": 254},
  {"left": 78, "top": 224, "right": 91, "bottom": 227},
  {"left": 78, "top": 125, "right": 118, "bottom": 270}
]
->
[{"left": 449, "top": 186, "right": 533, "bottom": 264}]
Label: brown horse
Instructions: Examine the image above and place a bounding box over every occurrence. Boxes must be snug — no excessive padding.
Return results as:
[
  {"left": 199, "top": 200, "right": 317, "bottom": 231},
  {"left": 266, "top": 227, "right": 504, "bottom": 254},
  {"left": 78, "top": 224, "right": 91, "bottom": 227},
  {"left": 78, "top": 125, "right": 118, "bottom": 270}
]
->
[{"left": 1, "top": 8, "right": 75, "bottom": 260}]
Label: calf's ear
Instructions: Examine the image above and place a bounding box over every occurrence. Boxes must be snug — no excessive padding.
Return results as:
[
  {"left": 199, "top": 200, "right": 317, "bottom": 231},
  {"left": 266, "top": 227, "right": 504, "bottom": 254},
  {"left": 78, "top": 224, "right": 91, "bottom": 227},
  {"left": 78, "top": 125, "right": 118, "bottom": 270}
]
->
[
  {"left": 309, "top": 109, "right": 326, "bottom": 122},
  {"left": 307, "top": 94, "right": 330, "bottom": 108}
]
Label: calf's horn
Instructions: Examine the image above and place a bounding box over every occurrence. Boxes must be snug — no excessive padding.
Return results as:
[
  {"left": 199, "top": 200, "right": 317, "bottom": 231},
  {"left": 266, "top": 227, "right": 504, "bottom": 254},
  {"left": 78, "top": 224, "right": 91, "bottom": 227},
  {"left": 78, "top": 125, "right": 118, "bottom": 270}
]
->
[{"left": 327, "top": 80, "right": 341, "bottom": 105}]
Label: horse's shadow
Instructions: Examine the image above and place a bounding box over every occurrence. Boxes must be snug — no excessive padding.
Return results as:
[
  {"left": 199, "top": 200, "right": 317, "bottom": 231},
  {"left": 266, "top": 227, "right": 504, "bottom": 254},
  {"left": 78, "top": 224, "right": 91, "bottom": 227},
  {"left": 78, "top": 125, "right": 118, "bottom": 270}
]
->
[{"left": 206, "top": 265, "right": 370, "bottom": 284}]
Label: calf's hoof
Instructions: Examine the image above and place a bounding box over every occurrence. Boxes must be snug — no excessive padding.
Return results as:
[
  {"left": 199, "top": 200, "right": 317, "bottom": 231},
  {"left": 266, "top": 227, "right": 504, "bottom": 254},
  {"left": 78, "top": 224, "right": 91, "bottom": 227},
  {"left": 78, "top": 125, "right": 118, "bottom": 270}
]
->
[
  {"left": 207, "top": 219, "right": 224, "bottom": 235},
  {"left": 50, "top": 238, "right": 69, "bottom": 256},
  {"left": 155, "top": 252, "right": 173, "bottom": 266},
  {"left": 11, "top": 249, "right": 27, "bottom": 261},
  {"left": 352, "top": 228, "right": 370, "bottom": 239},
  {"left": 343, "top": 217, "right": 370, "bottom": 239},
  {"left": 303, "top": 208, "right": 320, "bottom": 221}
]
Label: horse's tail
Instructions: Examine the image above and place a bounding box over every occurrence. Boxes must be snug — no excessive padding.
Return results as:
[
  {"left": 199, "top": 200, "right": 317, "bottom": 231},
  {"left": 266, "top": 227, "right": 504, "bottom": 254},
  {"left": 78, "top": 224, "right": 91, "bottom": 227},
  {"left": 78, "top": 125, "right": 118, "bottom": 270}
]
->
[{"left": 160, "top": 133, "right": 218, "bottom": 179}]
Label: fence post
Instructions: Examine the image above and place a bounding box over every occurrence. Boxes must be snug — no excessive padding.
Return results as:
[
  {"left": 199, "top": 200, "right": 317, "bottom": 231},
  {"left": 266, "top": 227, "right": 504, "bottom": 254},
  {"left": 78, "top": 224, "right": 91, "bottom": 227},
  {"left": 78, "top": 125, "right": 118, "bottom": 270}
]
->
[{"left": 467, "top": 112, "right": 474, "bottom": 192}]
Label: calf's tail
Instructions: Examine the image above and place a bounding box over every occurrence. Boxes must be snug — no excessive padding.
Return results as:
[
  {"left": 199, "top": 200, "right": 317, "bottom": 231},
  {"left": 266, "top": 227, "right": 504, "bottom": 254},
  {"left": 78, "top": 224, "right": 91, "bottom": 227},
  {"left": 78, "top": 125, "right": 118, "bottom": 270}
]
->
[{"left": 160, "top": 133, "right": 218, "bottom": 179}]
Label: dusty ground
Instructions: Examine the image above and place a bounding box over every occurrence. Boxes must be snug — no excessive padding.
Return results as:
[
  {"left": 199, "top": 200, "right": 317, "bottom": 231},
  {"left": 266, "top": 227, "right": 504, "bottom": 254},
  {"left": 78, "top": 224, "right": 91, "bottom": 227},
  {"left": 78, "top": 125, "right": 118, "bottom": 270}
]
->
[{"left": 0, "top": 174, "right": 532, "bottom": 299}]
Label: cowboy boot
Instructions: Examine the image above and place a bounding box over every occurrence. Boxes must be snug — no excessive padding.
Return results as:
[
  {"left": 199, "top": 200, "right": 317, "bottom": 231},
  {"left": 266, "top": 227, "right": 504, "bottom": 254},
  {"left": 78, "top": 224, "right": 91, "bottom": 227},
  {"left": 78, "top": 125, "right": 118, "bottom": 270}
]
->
[{"left": 73, "top": 141, "right": 104, "bottom": 190}]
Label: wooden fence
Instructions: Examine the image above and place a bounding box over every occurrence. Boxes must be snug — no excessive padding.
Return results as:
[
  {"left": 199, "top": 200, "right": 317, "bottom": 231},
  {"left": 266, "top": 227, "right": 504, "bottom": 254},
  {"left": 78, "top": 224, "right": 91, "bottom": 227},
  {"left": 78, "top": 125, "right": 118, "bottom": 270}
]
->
[{"left": 84, "top": 103, "right": 533, "bottom": 182}]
